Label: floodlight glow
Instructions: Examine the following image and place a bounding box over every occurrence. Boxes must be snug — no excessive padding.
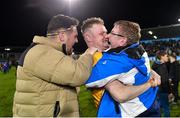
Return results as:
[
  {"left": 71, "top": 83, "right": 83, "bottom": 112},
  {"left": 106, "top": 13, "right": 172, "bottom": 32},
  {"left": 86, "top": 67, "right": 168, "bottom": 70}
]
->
[
  {"left": 63, "top": 0, "right": 79, "bottom": 5},
  {"left": 148, "top": 31, "right": 153, "bottom": 35},
  {"left": 178, "top": 18, "right": 180, "bottom": 22},
  {"left": 62, "top": 0, "right": 80, "bottom": 15},
  {"left": 153, "top": 35, "right": 157, "bottom": 39},
  {"left": 4, "top": 48, "right": 11, "bottom": 51}
]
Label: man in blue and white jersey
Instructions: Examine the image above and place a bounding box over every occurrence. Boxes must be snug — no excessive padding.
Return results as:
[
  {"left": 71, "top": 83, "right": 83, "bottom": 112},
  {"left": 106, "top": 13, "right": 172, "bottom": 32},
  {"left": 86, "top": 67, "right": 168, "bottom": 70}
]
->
[{"left": 86, "top": 20, "right": 160, "bottom": 117}]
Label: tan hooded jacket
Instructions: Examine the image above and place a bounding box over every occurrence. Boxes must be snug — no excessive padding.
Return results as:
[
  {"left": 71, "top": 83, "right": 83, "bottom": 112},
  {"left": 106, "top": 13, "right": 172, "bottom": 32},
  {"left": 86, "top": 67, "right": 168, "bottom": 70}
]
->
[{"left": 13, "top": 36, "right": 93, "bottom": 117}]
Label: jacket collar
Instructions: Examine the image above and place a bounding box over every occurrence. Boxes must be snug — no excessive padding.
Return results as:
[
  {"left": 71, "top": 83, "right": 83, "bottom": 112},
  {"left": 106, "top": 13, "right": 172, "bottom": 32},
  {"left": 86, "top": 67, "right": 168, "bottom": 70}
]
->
[
  {"left": 32, "top": 36, "right": 63, "bottom": 51},
  {"left": 107, "top": 42, "right": 139, "bottom": 54}
]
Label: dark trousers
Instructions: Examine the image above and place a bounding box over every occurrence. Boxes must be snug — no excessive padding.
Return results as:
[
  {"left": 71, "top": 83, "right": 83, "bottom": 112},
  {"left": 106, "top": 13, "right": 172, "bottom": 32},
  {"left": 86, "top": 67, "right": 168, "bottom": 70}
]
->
[
  {"left": 159, "top": 93, "right": 170, "bottom": 117},
  {"left": 172, "top": 80, "right": 179, "bottom": 102},
  {"left": 137, "top": 98, "right": 160, "bottom": 117}
]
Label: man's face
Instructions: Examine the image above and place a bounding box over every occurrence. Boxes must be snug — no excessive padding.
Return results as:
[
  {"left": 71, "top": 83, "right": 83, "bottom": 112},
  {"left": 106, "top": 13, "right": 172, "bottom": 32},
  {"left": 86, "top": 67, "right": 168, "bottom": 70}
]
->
[
  {"left": 161, "top": 54, "right": 169, "bottom": 63},
  {"left": 65, "top": 27, "right": 78, "bottom": 55},
  {"left": 108, "top": 25, "right": 127, "bottom": 49},
  {"left": 89, "top": 24, "right": 109, "bottom": 51}
]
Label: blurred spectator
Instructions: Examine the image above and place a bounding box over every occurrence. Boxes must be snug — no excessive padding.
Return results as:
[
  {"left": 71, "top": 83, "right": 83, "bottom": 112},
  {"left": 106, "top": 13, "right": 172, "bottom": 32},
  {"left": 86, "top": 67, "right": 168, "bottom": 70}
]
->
[
  {"left": 2, "top": 61, "right": 9, "bottom": 73},
  {"left": 152, "top": 50, "right": 172, "bottom": 117},
  {"left": 169, "top": 53, "right": 180, "bottom": 103},
  {"left": 2, "top": 62, "right": 9, "bottom": 73},
  {"left": 0, "top": 63, "right": 2, "bottom": 72}
]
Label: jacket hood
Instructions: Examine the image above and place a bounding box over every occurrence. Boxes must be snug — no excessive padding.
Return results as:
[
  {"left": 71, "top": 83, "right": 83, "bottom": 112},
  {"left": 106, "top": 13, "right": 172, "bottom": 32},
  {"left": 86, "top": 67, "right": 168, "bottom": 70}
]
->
[{"left": 33, "top": 36, "right": 63, "bottom": 51}]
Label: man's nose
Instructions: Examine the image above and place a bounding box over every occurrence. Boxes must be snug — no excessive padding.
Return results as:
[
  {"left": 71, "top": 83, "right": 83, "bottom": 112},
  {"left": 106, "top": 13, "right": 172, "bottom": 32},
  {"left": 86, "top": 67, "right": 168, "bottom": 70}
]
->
[
  {"left": 106, "top": 34, "right": 111, "bottom": 44},
  {"left": 104, "top": 34, "right": 108, "bottom": 39},
  {"left": 104, "top": 34, "right": 109, "bottom": 40},
  {"left": 106, "top": 33, "right": 111, "bottom": 38}
]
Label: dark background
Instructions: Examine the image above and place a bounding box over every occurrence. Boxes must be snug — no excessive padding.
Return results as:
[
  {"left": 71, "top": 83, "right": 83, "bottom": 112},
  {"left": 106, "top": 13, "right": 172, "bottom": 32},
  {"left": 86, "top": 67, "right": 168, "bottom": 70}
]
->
[{"left": 1, "top": 0, "right": 180, "bottom": 52}]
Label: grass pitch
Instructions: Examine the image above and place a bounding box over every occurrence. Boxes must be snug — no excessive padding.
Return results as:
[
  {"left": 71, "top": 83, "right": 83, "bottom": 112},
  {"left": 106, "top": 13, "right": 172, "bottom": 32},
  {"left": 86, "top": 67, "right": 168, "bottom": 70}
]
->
[{"left": 0, "top": 67, "right": 180, "bottom": 117}]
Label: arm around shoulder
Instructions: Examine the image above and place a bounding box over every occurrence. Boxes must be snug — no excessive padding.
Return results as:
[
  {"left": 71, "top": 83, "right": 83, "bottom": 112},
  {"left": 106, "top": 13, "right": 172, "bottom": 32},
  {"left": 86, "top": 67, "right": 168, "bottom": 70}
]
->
[
  {"left": 51, "top": 51, "right": 94, "bottom": 86},
  {"left": 31, "top": 47, "right": 95, "bottom": 87},
  {"left": 105, "top": 80, "right": 151, "bottom": 103}
]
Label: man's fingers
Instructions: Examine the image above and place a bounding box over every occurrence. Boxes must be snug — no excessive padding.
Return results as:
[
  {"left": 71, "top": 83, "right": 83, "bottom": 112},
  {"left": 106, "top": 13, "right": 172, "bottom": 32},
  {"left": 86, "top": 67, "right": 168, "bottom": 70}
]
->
[
  {"left": 150, "top": 69, "right": 161, "bottom": 86},
  {"left": 149, "top": 77, "right": 155, "bottom": 87},
  {"left": 156, "top": 76, "right": 161, "bottom": 85},
  {"left": 149, "top": 77, "right": 160, "bottom": 87}
]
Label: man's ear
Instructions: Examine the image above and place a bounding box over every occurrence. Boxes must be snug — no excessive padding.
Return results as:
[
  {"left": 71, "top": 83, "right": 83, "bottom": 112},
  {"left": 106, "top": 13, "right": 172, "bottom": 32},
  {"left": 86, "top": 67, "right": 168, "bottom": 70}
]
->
[
  {"left": 84, "top": 32, "right": 92, "bottom": 42},
  {"left": 58, "top": 32, "right": 66, "bottom": 42},
  {"left": 120, "top": 38, "right": 128, "bottom": 46}
]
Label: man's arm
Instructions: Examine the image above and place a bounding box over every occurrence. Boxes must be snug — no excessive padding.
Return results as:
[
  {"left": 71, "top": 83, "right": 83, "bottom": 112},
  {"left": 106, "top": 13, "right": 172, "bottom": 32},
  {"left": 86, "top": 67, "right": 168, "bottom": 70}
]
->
[
  {"left": 30, "top": 46, "right": 97, "bottom": 87},
  {"left": 105, "top": 80, "right": 150, "bottom": 103},
  {"left": 105, "top": 73, "right": 161, "bottom": 103}
]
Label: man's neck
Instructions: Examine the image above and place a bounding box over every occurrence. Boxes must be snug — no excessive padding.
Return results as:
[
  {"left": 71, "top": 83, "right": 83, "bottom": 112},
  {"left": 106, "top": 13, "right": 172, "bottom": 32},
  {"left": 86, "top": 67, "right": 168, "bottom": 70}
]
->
[{"left": 160, "top": 60, "right": 166, "bottom": 64}]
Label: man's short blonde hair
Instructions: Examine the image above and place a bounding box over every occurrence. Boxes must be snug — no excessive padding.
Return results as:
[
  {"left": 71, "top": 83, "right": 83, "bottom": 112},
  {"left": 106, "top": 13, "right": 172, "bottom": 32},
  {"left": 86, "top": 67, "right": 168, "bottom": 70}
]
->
[
  {"left": 114, "top": 20, "right": 141, "bottom": 44},
  {"left": 81, "top": 17, "right": 104, "bottom": 33}
]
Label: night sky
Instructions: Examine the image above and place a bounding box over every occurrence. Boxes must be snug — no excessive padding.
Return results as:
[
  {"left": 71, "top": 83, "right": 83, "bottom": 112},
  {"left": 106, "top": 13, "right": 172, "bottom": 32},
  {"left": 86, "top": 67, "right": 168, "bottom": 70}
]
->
[{"left": 1, "top": 0, "right": 180, "bottom": 52}]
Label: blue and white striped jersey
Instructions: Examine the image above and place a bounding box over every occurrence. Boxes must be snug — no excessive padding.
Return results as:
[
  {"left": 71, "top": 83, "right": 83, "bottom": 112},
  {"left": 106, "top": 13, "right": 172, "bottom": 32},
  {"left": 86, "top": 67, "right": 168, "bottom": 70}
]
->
[{"left": 86, "top": 43, "right": 158, "bottom": 117}]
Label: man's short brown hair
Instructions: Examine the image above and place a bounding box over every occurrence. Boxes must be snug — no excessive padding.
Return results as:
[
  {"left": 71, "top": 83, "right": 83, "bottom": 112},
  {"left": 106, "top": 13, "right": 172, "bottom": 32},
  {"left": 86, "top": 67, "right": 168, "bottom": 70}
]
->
[
  {"left": 156, "top": 50, "right": 167, "bottom": 60},
  {"left": 81, "top": 17, "right": 104, "bottom": 33},
  {"left": 47, "top": 14, "right": 79, "bottom": 34},
  {"left": 114, "top": 20, "right": 141, "bottom": 44}
]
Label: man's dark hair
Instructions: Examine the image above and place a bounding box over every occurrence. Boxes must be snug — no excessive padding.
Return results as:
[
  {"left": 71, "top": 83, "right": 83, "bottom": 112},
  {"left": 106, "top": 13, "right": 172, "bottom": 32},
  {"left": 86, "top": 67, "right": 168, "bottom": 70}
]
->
[
  {"left": 81, "top": 17, "right": 104, "bottom": 33},
  {"left": 156, "top": 50, "right": 167, "bottom": 60},
  {"left": 169, "top": 52, "right": 177, "bottom": 59},
  {"left": 47, "top": 14, "right": 79, "bottom": 34}
]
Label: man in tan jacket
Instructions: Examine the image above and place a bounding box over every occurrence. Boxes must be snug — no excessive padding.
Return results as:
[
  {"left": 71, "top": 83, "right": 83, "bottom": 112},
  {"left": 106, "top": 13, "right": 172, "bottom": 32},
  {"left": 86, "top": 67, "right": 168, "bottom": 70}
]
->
[{"left": 13, "top": 14, "right": 97, "bottom": 117}]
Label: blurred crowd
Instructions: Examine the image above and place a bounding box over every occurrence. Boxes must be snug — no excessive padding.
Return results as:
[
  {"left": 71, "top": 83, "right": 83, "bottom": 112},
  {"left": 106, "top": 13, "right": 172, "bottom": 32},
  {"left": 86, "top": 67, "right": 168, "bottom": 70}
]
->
[
  {"left": 152, "top": 50, "right": 180, "bottom": 117},
  {"left": 141, "top": 40, "right": 180, "bottom": 57}
]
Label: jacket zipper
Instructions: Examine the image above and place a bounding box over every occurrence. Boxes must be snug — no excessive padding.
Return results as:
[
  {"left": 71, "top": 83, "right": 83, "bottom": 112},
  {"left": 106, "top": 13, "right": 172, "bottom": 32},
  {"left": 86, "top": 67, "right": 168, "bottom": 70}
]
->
[{"left": 53, "top": 101, "right": 60, "bottom": 117}]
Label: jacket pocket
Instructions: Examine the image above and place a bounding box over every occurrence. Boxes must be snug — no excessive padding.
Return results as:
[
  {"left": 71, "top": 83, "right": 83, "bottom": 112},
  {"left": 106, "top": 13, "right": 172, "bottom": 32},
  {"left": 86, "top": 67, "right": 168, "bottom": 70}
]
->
[{"left": 53, "top": 101, "right": 60, "bottom": 117}]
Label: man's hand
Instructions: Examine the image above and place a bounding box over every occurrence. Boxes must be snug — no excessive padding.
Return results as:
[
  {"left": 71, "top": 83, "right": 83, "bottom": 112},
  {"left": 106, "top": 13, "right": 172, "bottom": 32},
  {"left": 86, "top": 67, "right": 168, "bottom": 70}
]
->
[
  {"left": 149, "top": 70, "right": 161, "bottom": 87},
  {"left": 168, "top": 93, "right": 175, "bottom": 102}
]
